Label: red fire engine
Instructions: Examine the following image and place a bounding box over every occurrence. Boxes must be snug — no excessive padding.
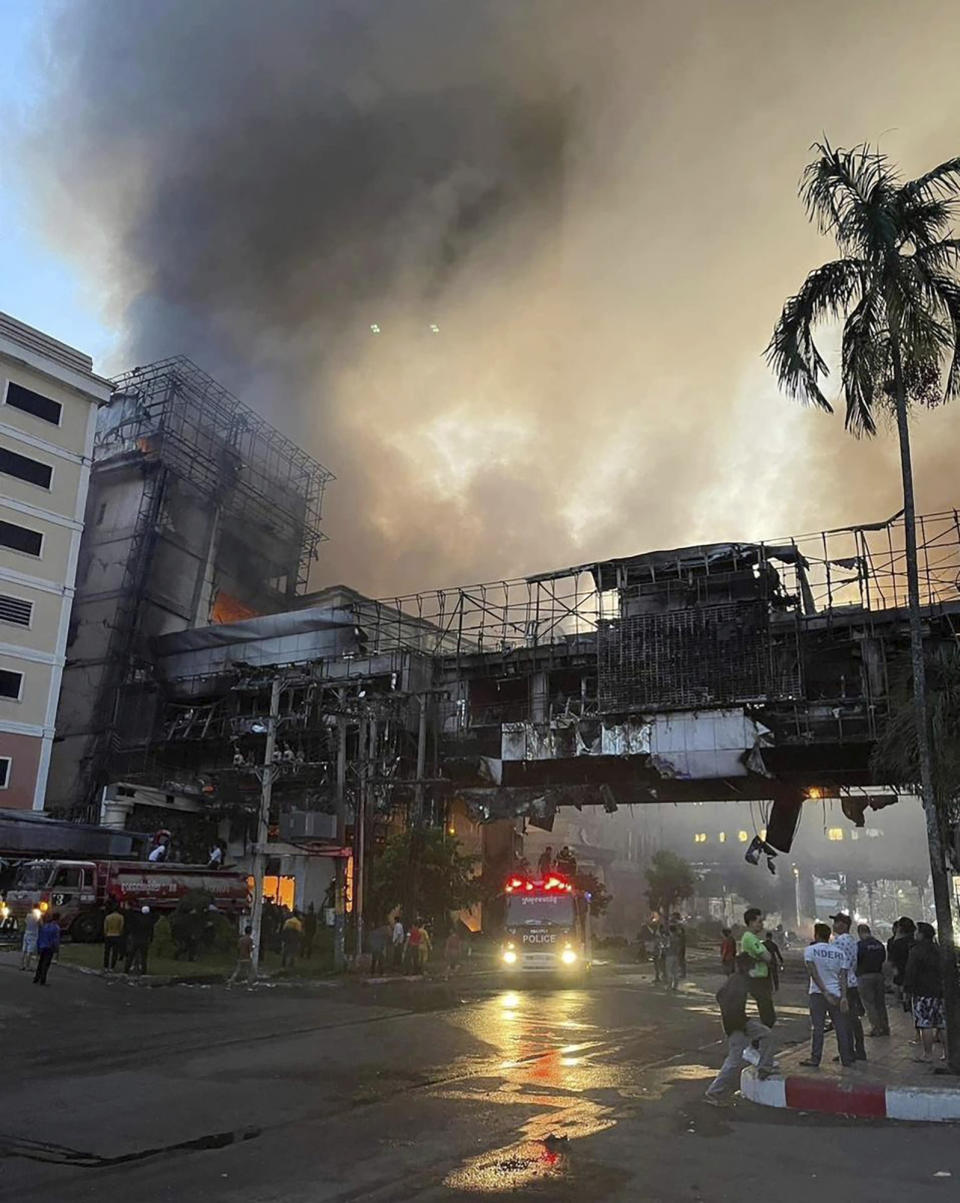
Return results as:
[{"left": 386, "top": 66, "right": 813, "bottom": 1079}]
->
[{"left": 5, "top": 858, "right": 249, "bottom": 941}]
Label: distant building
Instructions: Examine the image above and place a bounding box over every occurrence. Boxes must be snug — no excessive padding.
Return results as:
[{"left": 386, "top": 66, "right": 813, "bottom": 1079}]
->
[
  {"left": 48, "top": 357, "right": 334, "bottom": 817},
  {"left": 0, "top": 312, "right": 112, "bottom": 809}
]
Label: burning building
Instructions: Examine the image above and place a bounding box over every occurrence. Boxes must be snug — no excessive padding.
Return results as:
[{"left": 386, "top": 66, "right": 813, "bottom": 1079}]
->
[{"left": 47, "top": 358, "right": 334, "bottom": 817}]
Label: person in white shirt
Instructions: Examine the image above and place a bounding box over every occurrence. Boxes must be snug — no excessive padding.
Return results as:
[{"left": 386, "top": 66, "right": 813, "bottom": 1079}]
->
[
  {"left": 391, "top": 917, "right": 405, "bottom": 972},
  {"left": 801, "top": 922, "right": 854, "bottom": 1068},
  {"left": 831, "top": 912, "right": 866, "bottom": 1063}
]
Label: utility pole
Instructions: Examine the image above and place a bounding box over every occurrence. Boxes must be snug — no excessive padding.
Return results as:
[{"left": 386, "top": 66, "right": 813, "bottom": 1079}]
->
[
  {"left": 414, "top": 692, "right": 428, "bottom": 825},
  {"left": 250, "top": 677, "right": 281, "bottom": 979},
  {"left": 334, "top": 713, "right": 347, "bottom": 970},
  {"left": 355, "top": 713, "right": 369, "bottom": 959}
]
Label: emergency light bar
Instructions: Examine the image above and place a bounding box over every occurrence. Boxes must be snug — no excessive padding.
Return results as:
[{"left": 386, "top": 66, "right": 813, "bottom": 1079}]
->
[{"left": 504, "top": 874, "right": 573, "bottom": 894}]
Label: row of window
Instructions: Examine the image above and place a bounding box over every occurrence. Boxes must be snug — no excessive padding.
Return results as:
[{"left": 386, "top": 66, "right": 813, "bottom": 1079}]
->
[
  {"left": 4, "top": 381, "right": 63, "bottom": 427},
  {"left": 0, "top": 667, "right": 23, "bottom": 700},
  {"left": 0, "top": 518, "right": 44, "bottom": 558}
]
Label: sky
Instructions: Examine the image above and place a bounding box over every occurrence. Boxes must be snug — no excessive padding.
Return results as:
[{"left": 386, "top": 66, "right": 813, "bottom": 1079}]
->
[{"left": 3, "top": 0, "right": 960, "bottom": 597}]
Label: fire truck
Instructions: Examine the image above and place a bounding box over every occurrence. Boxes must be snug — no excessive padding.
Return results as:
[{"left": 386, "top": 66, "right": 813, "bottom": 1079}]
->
[
  {"left": 4, "top": 858, "right": 249, "bottom": 942},
  {"left": 499, "top": 873, "right": 592, "bottom": 978}
]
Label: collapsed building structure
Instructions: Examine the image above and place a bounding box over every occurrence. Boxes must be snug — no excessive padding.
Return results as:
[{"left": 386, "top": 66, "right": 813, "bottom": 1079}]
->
[{"left": 98, "top": 505, "right": 960, "bottom": 919}]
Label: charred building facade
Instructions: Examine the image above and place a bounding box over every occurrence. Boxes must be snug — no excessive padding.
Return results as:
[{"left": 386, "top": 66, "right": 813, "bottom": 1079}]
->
[
  {"left": 97, "top": 509, "right": 960, "bottom": 918},
  {"left": 48, "top": 358, "right": 333, "bottom": 816}
]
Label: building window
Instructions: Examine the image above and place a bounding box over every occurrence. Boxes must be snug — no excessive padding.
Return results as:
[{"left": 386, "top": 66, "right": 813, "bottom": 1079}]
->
[
  {"left": 96, "top": 502, "right": 107, "bottom": 525},
  {"left": 0, "top": 446, "right": 53, "bottom": 489},
  {"left": 827, "top": 827, "right": 845, "bottom": 841},
  {"left": 0, "top": 668, "right": 23, "bottom": 700},
  {"left": 0, "top": 519, "right": 43, "bottom": 557},
  {"left": 0, "top": 594, "right": 32, "bottom": 627},
  {"left": 0, "top": 756, "right": 9, "bottom": 788},
  {"left": 3, "top": 381, "right": 62, "bottom": 426},
  {"left": 738, "top": 830, "right": 749, "bottom": 842}
]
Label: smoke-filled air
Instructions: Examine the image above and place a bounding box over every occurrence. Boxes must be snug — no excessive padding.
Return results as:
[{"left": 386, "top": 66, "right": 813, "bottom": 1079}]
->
[{"left": 20, "top": 0, "right": 960, "bottom": 595}]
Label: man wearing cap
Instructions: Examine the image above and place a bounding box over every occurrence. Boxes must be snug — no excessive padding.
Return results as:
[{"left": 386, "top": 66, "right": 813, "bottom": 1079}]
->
[{"left": 831, "top": 912, "right": 866, "bottom": 1063}]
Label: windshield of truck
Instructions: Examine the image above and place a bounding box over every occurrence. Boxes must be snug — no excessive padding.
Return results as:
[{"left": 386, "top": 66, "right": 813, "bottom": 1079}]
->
[
  {"left": 505, "top": 895, "right": 575, "bottom": 927},
  {"left": 14, "top": 861, "right": 54, "bottom": 890}
]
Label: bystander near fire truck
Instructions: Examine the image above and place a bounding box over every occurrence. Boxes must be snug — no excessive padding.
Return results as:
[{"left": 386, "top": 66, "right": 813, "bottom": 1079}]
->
[{"left": 499, "top": 873, "right": 592, "bottom": 978}]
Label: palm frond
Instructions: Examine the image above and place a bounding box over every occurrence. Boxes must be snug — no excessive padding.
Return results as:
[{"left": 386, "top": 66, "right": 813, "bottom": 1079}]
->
[
  {"left": 840, "top": 286, "right": 885, "bottom": 434},
  {"left": 895, "top": 194, "right": 956, "bottom": 249},
  {"left": 900, "top": 157, "right": 960, "bottom": 204},
  {"left": 801, "top": 139, "right": 896, "bottom": 253},
  {"left": 766, "top": 257, "right": 865, "bottom": 407},
  {"left": 926, "top": 272, "right": 960, "bottom": 399}
]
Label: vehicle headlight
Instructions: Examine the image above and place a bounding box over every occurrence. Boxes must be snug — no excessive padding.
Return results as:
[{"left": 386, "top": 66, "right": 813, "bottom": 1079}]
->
[
  {"left": 502, "top": 949, "right": 518, "bottom": 965},
  {"left": 561, "top": 948, "right": 578, "bottom": 965}
]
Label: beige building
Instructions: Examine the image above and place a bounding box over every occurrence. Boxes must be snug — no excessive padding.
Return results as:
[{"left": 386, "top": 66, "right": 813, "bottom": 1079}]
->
[{"left": 0, "top": 312, "right": 112, "bottom": 809}]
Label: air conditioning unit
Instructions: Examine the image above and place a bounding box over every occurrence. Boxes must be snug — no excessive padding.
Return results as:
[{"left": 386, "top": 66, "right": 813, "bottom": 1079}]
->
[{"left": 279, "top": 810, "right": 338, "bottom": 842}]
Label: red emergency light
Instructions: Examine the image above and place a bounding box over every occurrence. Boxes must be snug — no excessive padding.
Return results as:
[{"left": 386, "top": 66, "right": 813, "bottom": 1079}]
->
[{"left": 504, "top": 873, "right": 573, "bottom": 894}]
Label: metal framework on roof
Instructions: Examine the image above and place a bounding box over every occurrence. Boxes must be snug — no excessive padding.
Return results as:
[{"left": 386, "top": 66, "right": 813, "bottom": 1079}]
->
[
  {"left": 103, "top": 356, "right": 335, "bottom": 594},
  {"left": 358, "top": 509, "right": 960, "bottom": 662}
]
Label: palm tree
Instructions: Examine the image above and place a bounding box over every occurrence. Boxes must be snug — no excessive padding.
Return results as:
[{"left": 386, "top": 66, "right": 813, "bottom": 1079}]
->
[{"left": 768, "top": 139, "right": 960, "bottom": 1070}]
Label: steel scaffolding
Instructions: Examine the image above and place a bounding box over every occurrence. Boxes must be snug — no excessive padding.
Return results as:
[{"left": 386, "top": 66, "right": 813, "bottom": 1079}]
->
[{"left": 102, "top": 357, "right": 335, "bottom": 593}]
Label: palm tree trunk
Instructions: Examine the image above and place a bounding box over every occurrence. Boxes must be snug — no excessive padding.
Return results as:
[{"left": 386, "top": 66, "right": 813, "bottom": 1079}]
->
[{"left": 891, "top": 339, "right": 960, "bottom": 1072}]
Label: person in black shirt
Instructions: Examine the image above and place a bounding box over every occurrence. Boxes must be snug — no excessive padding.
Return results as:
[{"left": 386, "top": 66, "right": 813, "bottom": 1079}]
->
[
  {"left": 856, "top": 923, "right": 889, "bottom": 1036},
  {"left": 904, "top": 922, "right": 945, "bottom": 1062},
  {"left": 887, "top": 917, "right": 916, "bottom": 1012},
  {"left": 704, "top": 953, "right": 777, "bottom": 1105}
]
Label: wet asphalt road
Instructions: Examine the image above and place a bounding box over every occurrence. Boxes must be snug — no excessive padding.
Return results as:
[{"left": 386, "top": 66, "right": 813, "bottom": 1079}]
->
[{"left": 2, "top": 957, "right": 960, "bottom": 1201}]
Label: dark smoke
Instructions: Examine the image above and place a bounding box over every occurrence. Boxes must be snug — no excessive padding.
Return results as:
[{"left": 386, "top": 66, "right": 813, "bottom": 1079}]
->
[{"left": 23, "top": 0, "right": 960, "bottom": 595}]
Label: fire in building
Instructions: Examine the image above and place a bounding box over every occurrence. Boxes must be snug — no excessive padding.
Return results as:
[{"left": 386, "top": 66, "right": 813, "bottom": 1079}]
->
[
  {"left": 48, "top": 358, "right": 334, "bottom": 831},
  {"left": 72, "top": 406, "right": 960, "bottom": 927}
]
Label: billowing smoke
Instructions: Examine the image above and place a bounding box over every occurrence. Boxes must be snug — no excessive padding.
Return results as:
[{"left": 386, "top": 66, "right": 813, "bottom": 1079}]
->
[{"left": 21, "top": 0, "right": 960, "bottom": 595}]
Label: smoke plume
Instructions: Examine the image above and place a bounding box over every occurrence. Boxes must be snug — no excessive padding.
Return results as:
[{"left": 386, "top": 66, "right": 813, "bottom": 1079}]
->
[{"left": 22, "top": 0, "right": 960, "bottom": 595}]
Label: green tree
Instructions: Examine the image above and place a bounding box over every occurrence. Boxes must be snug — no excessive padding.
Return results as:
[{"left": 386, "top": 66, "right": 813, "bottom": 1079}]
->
[
  {"left": 574, "top": 870, "right": 612, "bottom": 919},
  {"left": 369, "top": 828, "right": 480, "bottom": 930},
  {"left": 645, "top": 850, "right": 697, "bottom": 916},
  {"left": 768, "top": 140, "right": 960, "bottom": 1069}
]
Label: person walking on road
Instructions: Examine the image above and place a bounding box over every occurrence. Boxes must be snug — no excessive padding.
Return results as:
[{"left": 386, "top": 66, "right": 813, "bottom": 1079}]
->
[
  {"left": 856, "top": 923, "right": 889, "bottom": 1036},
  {"left": 740, "top": 908, "right": 776, "bottom": 1026},
  {"left": 704, "top": 952, "right": 777, "bottom": 1105},
  {"left": 904, "top": 921, "right": 946, "bottom": 1062},
  {"left": 800, "top": 922, "right": 853, "bottom": 1068},
  {"left": 831, "top": 913, "right": 866, "bottom": 1063},
  {"left": 20, "top": 904, "right": 40, "bottom": 972},
  {"left": 103, "top": 902, "right": 125, "bottom": 972},
  {"left": 33, "top": 912, "right": 61, "bottom": 986},
  {"left": 227, "top": 925, "right": 255, "bottom": 987}
]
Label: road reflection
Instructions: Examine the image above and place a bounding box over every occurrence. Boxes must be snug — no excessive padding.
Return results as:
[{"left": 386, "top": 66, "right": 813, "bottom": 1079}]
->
[{"left": 441, "top": 989, "right": 621, "bottom": 1192}]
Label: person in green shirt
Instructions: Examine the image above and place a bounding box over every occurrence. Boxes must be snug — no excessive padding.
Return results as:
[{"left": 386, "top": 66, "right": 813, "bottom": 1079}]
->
[{"left": 740, "top": 907, "right": 776, "bottom": 1026}]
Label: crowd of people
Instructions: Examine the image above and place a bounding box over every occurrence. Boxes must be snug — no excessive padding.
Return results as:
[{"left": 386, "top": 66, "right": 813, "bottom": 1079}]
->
[
  {"left": 703, "top": 905, "right": 947, "bottom": 1106},
  {"left": 361, "top": 916, "right": 466, "bottom": 978}
]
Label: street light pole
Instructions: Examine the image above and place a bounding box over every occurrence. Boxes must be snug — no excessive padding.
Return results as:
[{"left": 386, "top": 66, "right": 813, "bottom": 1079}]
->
[
  {"left": 334, "top": 712, "right": 347, "bottom": 970},
  {"left": 250, "top": 677, "right": 282, "bottom": 980}
]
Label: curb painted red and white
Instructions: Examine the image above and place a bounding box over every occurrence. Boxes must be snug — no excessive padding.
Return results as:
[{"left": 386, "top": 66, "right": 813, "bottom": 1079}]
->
[{"left": 741, "top": 1065, "right": 960, "bottom": 1122}]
